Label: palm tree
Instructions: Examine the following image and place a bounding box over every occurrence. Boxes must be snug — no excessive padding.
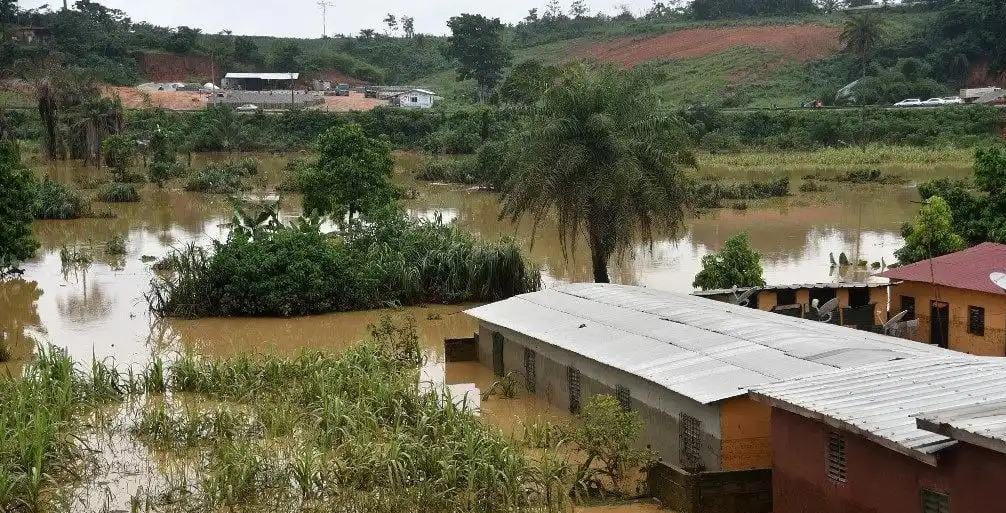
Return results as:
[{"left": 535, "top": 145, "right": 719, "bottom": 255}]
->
[
  {"left": 499, "top": 63, "right": 694, "bottom": 283},
  {"left": 841, "top": 12, "right": 887, "bottom": 77}
]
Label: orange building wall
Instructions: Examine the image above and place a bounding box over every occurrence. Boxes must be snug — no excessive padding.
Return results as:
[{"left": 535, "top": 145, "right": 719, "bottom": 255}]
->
[
  {"left": 755, "top": 288, "right": 886, "bottom": 325},
  {"left": 890, "top": 281, "right": 1006, "bottom": 356},
  {"left": 719, "top": 396, "right": 773, "bottom": 470}
]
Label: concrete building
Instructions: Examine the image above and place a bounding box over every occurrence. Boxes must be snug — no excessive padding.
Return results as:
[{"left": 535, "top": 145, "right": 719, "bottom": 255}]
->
[
  {"left": 752, "top": 356, "right": 1006, "bottom": 513},
  {"left": 878, "top": 243, "right": 1006, "bottom": 355},
  {"left": 464, "top": 283, "right": 944, "bottom": 473},
  {"left": 693, "top": 282, "right": 888, "bottom": 328},
  {"left": 390, "top": 88, "right": 436, "bottom": 108},
  {"left": 221, "top": 72, "right": 299, "bottom": 91}
]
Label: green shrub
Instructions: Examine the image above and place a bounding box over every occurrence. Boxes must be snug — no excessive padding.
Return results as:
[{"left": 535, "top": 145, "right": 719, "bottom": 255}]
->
[
  {"left": 105, "top": 235, "right": 128, "bottom": 255},
  {"left": 689, "top": 176, "right": 789, "bottom": 208},
  {"left": 184, "top": 159, "right": 258, "bottom": 194},
  {"left": 96, "top": 182, "right": 140, "bottom": 202},
  {"left": 33, "top": 178, "right": 90, "bottom": 219}
]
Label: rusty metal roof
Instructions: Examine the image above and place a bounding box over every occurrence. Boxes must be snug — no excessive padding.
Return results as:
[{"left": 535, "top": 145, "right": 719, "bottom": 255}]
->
[
  {"left": 878, "top": 242, "right": 1006, "bottom": 295},
  {"left": 752, "top": 356, "right": 1006, "bottom": 464},
  {"left": 465, "top": 283, "right": 944, "bottom": 405}
]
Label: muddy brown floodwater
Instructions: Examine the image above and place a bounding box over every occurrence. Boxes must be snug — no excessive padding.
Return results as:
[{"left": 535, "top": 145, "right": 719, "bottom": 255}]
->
[{"left": 0, "top": 151, "right": 971, "bottom": 510}]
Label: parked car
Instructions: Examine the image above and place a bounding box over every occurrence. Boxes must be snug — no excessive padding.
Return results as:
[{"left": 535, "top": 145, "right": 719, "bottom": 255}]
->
[
  {"left": 334, "top": 83, "right": 350, "bottom": 97},
  {"left": 893, "top": 98, "right": 923, "bottom": 107},
  {"left": 921, "top": 98, "right": 948, "bottom": 106},
  {"left": 235, "top": 104, "right": 260, "bottom": 112},
  {"left": 942, "top": 96, "right": 965, "bottom": 104},
  {"left": 364, "top": 87, "right": 378, "bottom": 99}
]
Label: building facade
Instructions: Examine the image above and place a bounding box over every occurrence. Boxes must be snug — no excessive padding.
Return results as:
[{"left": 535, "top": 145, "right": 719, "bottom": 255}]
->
[
  {"left": 879, "top": 243, "right": 1006, "bottom": 355},
  {"left": 392, "top": 89, "right": 436, "bottom": 108},
  {"left": 693, "top": 282, "right": 887, "bottom": 328},
  {"left": 753, "top": 356, "right": 1006, "bottom": 513}
]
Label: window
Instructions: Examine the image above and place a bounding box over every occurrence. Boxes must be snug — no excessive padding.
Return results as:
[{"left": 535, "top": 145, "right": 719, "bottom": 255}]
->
[
  {"left": 849, "top": 287, "right": 871, "bottom": 308},
  {"left": 901, "top": 296, "right": 916, "bottom": 321},
  {"left": 920, "top": 489, "right": 950, "bottom": 513},
  {"left": 492, "top": 332, "right": 504, "bottom": 377},
  {"left": 523, "top": 348, "right": 536, "bottom": 393},
  {"left": 968, "top": 306, "right": 985, "bottom": 336},
  {"left": 679, "top": 414, "right": 702, "bottom": 470},
  {"left": 410, "top": 96, "right": 418, "bottom": 103},
  {"left": 567, "top": 366, "right": 582, "bottom": 414},
  {"left": 826, "top": 432, "right": 847, "bottom": 483},
  {"left": 616, "top": 385, "right": 631, "bottom": 411},
  {"left": 776, "top": 289, "right": 797, "bottom": 306}
]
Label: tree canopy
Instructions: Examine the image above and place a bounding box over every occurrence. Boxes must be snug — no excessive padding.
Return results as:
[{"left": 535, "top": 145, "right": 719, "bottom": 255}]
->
[
  {"left": 500, "top": 63, "right": 694, "bottom": 283},
  {"left": 299, "top": 123, "right": 396, "bottom": 220},
  {"left": 692, "top": 233, "right": 766, "bottom": 290},
  {"left": 894, "top": 196, "right": 966, "bottom": 265},
  {"left": 917, "top": 147, "right": 1006, "bottom": 245},
  {"left": 445, "top": 14, "right": 512, "bottom": 102},
  {"left": 0, "top": 142, "right": 38, "bottom": 276}
]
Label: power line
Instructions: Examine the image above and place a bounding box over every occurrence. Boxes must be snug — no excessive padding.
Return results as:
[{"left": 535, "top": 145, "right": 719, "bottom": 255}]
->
[{"left": 317, "top": 1, "right": 335, "bottom": 37}]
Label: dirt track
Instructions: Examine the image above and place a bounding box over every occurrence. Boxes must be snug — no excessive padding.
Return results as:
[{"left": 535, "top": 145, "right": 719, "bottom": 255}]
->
[
  {"left": 106, "top": 86, "right": 208, "bottom": 110},
  {"left": 575, "top": 24, "right": 841, "bottom": 67},
  {"left": 317, "top": 91, "right": 387, "bottom": 112}
]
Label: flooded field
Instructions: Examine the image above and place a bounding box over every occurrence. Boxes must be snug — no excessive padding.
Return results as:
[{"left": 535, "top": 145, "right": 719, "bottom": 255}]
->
[{"left": 0, "top": 151, "right": 971, "bottom": 510}]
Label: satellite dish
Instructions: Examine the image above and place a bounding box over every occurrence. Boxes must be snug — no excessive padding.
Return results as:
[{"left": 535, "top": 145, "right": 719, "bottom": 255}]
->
[
  {"left": 735, "top": 287, "right": 759, "bottom": 307},
  {"left": 991, "top": 272, "right": 1006, "bottom": 291},
  {"left": 883, "top": 310, "right": 909, "bottom": 334},
  {"left": 812, "top": 297, "right": 839, "bottom": 323}
]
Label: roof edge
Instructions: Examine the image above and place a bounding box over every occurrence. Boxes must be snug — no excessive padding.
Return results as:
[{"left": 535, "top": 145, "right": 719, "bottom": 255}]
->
[{"left": 916, "top": 417, "right": 1006, "bottom": 456}]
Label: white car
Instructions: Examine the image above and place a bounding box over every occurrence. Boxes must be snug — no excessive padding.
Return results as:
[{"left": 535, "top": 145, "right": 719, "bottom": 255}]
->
[
  {"left": 894, "top": 98, "right": 923, "bottom": 107},
  {"left": 235, "top": 104, "right": 260, "bottom": 112},
  {"left": 921, "top": 98, "right": 948, "bottom": 106},
  {"left": 942, "top": 96, "right": 964, "bottom": 104}
]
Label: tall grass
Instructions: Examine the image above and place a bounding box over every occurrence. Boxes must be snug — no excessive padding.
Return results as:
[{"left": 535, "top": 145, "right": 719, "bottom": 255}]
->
[
  {"left": 0, "top": 347, "right": 124, "bottom": 512},
  {"left": 699, "top": 144, "right": 975, "bottom": 169},
  {"left": 32, "top": 178, "right": 91, "bottom": 220},
  {"left": 95, "top": 182, "right": 140, "bottom": 203}
]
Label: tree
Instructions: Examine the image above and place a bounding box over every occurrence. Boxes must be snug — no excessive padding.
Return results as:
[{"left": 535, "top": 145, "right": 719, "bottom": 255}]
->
[
  {"left": 544, "top": 0, "right": 564, "bottom": 19},
  {"left": 101, "top": 134, "right": 134, "bottom": 181},
  {"left": 500, "top": 64, "right": 694, "bottom": 283},
  {"left": 167, "top": 26, "right": 201, "bottom": 54},
  {"left": 840, "top": 12, "right": 887, "bottom": 77},
  {"left": 894, "top": 196, "right": 966, "bottom": 265},
  {"left": 569, "top": 395, "right": 653, "bottom": 495},
  {"left": 383, "top": 13, "right": 398, "bottom": 35},
  {"left": 917, "top": 147, "right": 1006, "bottom": 245},
  {"left": 401, "top": 16, "right": 415, "bottom": 38},
  {"left": 692, "top": 233, "right": 766, "bottom": 290},
  {"left": 299, "top": 124, "right": 395, "bottom": 219},
  {"left": 358, "top": 28, "right": 376, "bottom": 40},
  {"left": 569, "top": 0, "right": 590, "bottom": 18},
  {"left": 524, "top": 8, "right": 539, "bottom": 23},
  {"left": 233, "top": 36, "right": 264, "bottom": 67},
  {"left": 817, "top": 0, "right": 841, "bottom": 13},
  {"left": 495, "top": 59, "right": 558, "bottom": 105},
  {"left": 0, "top": 142, "right": 38, "bottom": 276},
  {"left": 445, "top": 14, "right": 511, "bottom": 103},
  {"left": 0, "top": 0, "right": 17, "bottom": 25}
]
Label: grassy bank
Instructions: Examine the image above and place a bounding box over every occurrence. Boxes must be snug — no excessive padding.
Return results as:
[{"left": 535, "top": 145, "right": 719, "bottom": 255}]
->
[{"left": 698, "top": 145, "right": 975, "bottom": 170}]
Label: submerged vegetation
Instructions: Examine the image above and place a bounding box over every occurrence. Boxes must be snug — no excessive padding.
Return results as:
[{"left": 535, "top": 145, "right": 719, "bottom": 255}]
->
[
  {"left": 31, "top": 178, "right": 91, "bottom": 220},
  {"left": 148, "top": 205, "right": 540, "bottom": 318},
  {"left": 184, "top": 158, "right": 259, "bottom": 194},
  {"left": 96, "top": 182, "right": 141, "bottom": 203}
]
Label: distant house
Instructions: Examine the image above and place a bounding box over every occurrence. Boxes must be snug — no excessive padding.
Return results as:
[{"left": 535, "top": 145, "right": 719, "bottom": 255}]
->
[
  {"left": 692, "top": 282, "right": 888, "bottom": 329},
  {"left": 752, "top": 356, "right": 1006, "bottom": 513},
  {"left": 221, "top": 73, "right": 299, "bottom": 91},
  {"left": 878, "top": 243, "right": 1006, "bottom": 355},
  {"left": 8, "top": 26, "right": 51, "bottom": 44},
  {"left": 390, "top": 89, "right": 436, "bottom": 108}
]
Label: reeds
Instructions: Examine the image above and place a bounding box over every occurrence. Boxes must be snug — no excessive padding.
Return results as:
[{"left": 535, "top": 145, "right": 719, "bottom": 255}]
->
[{"left": 95, "top": 182, "right": 140, "bottom": 203}]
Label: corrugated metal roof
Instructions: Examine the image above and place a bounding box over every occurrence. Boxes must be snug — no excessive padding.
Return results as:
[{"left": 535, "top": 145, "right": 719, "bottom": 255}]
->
[
  {"left": 390, "top": 88, "right": 436, "bottom": 96},
  {"left": 916, "top": 399, "right": 1006, "bottom": 455},
  {"left": 752, "top": 356, "right": 1006, "bottom": 464},
  {"left": 465, "top": 283, "right": 944, "bottom": 405},
  {"left": 224, "top": 73, "right": 299, "bottom": 80},
  {"left": 692, "top": 281, "right": 887, "bottom": 297},
  {"left": 878, "top": 242, "right": 1006, "bottom": 295}
]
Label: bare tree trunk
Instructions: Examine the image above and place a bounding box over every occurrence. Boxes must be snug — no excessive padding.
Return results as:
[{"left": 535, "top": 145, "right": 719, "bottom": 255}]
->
[{"left": 587, "top": 221, "right": 611, "bottom": 284}]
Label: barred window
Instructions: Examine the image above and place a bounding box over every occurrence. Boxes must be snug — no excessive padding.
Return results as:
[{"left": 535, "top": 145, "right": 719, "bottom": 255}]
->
[
  {"left": 968, "top": 306, "right": 985, "bottom": 336},
  {"left": 679, "top": 413, "right": 702, "bottom": 470},
  {"left": 523, "top": 348, "right": 536, "bottom": 393},
  {"left": 920, "top": 489, "right": 950, "bottom": 513},
  {"left": 616, "top": 385, "right": 631, "bottom": 412},
  {"left": 492, "top": 332, "right": 504, "bottom": 377},
  {"left": 901, "top": 296, "right": 916, "bottom": 321},
  {"left": 826, "top": 432, "right": 847, "bottom": 483},
  {"left": 567, "top": 366, "right": 582, "bottom": 414}
]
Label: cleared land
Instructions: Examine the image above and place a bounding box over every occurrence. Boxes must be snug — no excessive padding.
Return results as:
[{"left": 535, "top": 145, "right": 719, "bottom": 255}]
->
[
  {"left": 574, "top": 24, "right": 841, "bottom": 67},
  {"left": 107, "top": 86, "right": 208, "bottom": 110}
]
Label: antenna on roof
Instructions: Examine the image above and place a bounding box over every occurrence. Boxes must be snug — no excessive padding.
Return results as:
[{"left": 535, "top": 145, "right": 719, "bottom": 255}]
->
[
  {"left": 812, "top": 298, "right": 839, "bottom": 323},
  {"left": 729, "top": 286, "right": 759, "bottom": 307},
  {"left": 991, "top": 272, "right": 1006, "bottom": 291},
  {"left": 882, "top": 310, "right": 909, "bottom": 334}
]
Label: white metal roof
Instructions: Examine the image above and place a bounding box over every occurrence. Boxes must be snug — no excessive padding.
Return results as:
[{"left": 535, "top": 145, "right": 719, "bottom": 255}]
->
[
  {"left": 917, "top": 399, "right": 1006, "bottom": 456},
  {"left": 692, "top": 281, "right": 887, "bottom": 297},
  {"left": 465, "top": 283, "right": 944, "bottom": 405},
  {"left": 390, "top": 88, "right": 436, "bottom": 96},
  {"left": 224, "top": 73, "right": 299, "bottom": 80},
  {"left": 752, "top": 356, "right": 1006, "bottom": 464}
]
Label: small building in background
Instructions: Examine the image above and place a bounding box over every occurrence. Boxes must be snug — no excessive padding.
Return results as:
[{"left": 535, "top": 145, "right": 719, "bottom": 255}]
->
[
  {"left": 692, "top": 282, "right": 888, "bottom": 329},
  {"left": 8, "top": 26, "right": 51, "bottom": 44},
  {"left": 878, "top": 243, "right": 1006, "bottom": 355},
  {"left": 221, "top": 72, "right": 299, "bottom": 91},
  {"left": 752, "top": 356, "right": 1006, "bottom": 513},
  {"left": 390, "top": 88, "right": 436, "bottom": 108}
]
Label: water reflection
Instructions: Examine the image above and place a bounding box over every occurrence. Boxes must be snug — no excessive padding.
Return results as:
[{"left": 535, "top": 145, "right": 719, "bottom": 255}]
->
[{"left": 0, "top": 279, "right": 43, "bottom": 373}]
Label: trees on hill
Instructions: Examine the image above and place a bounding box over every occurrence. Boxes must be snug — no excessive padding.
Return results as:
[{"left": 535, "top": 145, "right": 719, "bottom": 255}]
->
[
  {"left": 841, "top": 12, "right": 887, "bottom": 77},
  {"left": 499, "top": 64, "right": 694, "bottom": 283},
  {"left": 691, "top": 0, "right": 817, "bottom": 19},
  {"left": 894, "top": 196, "right": 965, "bottom": 265},
  {"left": 445, "top": 14, "right": 511, "bottom": 103}
]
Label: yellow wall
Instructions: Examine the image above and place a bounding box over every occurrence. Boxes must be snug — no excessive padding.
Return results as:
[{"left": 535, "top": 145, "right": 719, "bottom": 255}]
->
[
  {"left": 719, "top": 396, "right": 772, "bottom": 470},
  {"left": 755, "top": 288, "right": 886, "bottom": 325},
  {"left": 890, "top": 281, "right": 1006, "bottom": 356}
]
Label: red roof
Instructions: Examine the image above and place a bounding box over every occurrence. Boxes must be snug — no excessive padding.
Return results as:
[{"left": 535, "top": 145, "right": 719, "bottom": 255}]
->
[{"left": 878, "top": 243, "right": 1006, "bottom": 295}]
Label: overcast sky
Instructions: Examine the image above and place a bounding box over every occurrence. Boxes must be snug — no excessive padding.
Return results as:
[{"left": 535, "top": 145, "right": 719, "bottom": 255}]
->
[{"left": 17, "top": 0, "right": 654, "bottom": 37}]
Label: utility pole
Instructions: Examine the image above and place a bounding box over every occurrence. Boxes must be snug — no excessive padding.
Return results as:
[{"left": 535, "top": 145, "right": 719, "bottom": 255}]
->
[{"left": 317, "top": 2, "right": 335, "bottom": 37}]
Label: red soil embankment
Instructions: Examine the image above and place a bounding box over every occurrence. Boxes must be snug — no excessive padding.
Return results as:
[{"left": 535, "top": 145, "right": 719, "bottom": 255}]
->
[
  {"left": 136, "top": 52, "right": 214, "bottom": 82},
  {"left": 574, "top": 24, "right": 842, "bottom": 67}
]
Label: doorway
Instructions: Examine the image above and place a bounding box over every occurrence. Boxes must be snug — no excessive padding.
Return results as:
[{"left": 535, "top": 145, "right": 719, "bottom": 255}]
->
[{"left": 930, "top": 301, "right": 950, "bottom": 349}]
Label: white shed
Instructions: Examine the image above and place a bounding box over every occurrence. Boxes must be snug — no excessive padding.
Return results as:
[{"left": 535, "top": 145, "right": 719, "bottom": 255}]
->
[{"left": 392, "top": 89, "right": 436, "bottom": 109}]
